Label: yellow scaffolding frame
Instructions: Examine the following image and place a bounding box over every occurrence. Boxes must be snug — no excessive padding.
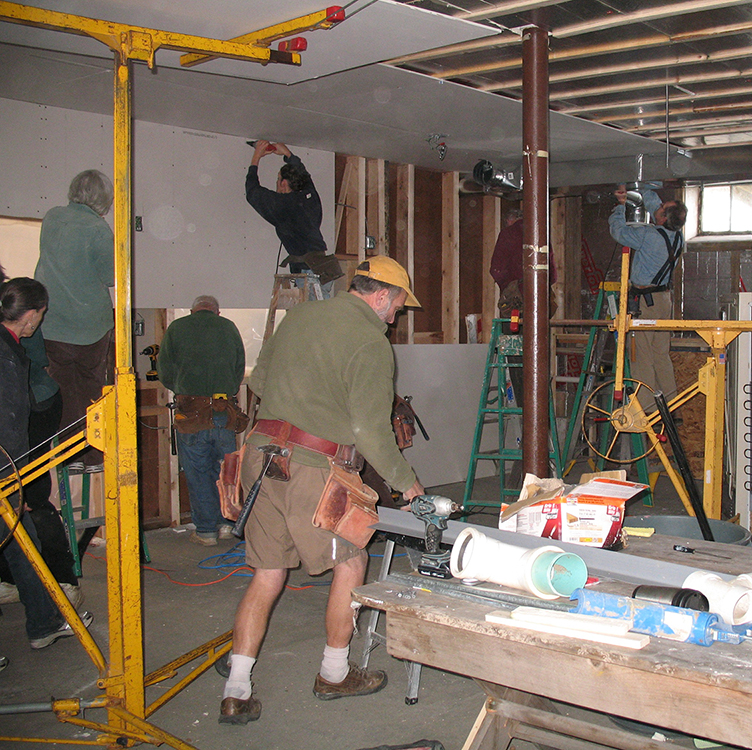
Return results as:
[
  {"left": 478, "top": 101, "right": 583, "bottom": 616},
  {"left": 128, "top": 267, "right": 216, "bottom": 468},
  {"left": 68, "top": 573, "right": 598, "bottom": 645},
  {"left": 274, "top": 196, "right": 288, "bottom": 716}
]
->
[
  {"left": 591, "top": 245, "right": 752, "bottom": 520},
  {"left": 0, "top": 3, "right": 341, "bottom": 747}
]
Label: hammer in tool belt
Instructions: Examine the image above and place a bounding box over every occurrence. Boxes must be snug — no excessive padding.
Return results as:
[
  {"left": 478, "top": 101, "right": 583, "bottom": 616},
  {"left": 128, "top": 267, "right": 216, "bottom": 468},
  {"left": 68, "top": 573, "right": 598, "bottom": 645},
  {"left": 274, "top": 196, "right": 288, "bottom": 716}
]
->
[{"left": 232, "top": 444, "right": 289, "bottom": 539}]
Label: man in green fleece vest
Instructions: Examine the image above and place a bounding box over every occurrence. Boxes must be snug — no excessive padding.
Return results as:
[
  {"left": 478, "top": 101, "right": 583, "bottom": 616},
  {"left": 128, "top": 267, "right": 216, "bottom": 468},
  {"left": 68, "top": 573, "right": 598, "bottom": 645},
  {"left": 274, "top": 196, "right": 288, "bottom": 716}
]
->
[
  {"left": 219, "top": 256, "right": 424, "bottom": 725},
  {"left": 157, "top": 296, "right": 246, "bottom": 546}
]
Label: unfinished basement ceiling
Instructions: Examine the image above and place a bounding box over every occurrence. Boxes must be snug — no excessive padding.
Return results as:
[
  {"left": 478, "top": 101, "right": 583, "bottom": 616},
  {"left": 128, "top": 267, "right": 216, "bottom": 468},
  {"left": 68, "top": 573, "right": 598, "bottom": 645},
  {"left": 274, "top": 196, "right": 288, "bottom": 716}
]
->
[
  {"left": 0, "top": 0, "right": 749, "bottom": 184},
  {"left": 392, "top": 0, "right": 752, "bottom": 177}
]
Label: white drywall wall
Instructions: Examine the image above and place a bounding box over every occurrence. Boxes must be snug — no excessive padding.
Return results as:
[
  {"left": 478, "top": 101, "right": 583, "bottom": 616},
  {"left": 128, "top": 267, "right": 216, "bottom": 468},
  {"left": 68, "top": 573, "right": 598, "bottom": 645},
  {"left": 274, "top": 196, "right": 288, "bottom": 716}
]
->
[
  {"left": 0, "top": 98, "right": 334, "bottom": 309},
  {"left": 0, "top": 98, "right": 492, "bottom": 490},
  {"left": 394, "top": 343, "right": 494, "bottom": 487}
]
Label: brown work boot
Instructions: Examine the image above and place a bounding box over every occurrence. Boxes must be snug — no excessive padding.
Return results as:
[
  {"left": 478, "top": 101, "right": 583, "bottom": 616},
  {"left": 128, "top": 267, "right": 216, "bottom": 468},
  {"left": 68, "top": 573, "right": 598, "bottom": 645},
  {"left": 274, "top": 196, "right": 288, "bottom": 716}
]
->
[
  {"left": 313, "top": 663, "right": 388, "bottom": 701},
  {"left": 218, "top": 695, "right": 262, "bottom": 725}
]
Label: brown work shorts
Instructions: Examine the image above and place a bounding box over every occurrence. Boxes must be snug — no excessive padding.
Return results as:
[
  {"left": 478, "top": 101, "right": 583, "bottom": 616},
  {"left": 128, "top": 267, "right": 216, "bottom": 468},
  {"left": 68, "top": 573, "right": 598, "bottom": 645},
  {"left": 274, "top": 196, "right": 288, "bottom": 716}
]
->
[{"left": 240, "top": 448, "right": 365, "bottom": 576}]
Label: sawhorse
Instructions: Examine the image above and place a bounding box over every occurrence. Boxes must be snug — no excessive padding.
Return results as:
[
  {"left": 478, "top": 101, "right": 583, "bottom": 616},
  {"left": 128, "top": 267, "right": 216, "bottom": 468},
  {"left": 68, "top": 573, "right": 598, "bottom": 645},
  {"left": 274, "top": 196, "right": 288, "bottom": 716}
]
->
[{"left": 360, "top": 535, "right": 422, "bottom": 704}]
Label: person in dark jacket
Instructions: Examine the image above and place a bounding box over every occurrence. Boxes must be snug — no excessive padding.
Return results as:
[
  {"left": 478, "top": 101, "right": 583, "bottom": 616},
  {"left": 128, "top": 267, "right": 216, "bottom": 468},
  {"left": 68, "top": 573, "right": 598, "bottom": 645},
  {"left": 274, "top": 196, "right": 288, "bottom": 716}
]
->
[
  {"left": 0, "top": 276, "right": 92, "bottom": 651},
  {"left": 0, "top": 326, "right": 82, "bottom": 609},
  {"left": 245, "top": 140, "right": 342, "bottom": 295}
]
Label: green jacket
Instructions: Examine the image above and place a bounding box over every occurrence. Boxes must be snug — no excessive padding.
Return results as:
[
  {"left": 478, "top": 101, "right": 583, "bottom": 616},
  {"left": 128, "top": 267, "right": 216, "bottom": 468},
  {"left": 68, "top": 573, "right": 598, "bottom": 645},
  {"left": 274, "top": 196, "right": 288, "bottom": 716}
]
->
[
  {"left": 21, "top": 328, "right": 59, "bottom": 409},
  {"left": 157, "top": 310, "right": 245, "bottom": 397},
  {"left": 35, "top": 202, "right": 114, "bottom": 345},
  {"left": 250, "top": 291, "right": 416, "bottom": 493}
]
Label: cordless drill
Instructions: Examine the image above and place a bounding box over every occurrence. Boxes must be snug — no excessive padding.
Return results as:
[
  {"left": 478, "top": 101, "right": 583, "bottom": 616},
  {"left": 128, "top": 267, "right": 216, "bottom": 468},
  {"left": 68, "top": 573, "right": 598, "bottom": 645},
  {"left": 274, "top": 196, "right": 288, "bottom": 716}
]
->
[
  {"left": 409, "top": 495, "right": 461, "bottom": 579},
  {"left": 141, "top": 344, "right": 159, "bottom": 381}
]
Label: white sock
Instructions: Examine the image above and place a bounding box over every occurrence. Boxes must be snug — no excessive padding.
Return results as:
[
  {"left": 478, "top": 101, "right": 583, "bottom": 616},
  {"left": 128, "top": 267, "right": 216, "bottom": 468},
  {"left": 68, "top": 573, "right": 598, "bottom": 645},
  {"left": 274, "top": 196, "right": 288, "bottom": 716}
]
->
[
  {"left": 319, "top": 644, "right": 349, "bottom": 684},
  {"left": 223, "top": 654, "right": 256, "bottom": 700}
]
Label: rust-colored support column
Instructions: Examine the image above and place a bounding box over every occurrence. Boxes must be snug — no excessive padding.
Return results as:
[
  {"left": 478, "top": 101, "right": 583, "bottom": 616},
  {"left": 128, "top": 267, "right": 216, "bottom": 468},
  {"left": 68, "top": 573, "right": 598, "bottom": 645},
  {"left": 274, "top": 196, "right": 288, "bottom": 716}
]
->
[{"left": 521, "top": 24, "right": 550, "bottom": 478}]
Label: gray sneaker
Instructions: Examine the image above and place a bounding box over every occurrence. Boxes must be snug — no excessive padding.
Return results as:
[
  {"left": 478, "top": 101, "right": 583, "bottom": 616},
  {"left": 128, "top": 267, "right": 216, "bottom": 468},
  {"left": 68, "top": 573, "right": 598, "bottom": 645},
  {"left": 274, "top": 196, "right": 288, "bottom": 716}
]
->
[
  {"left": 0, "top": 582, "right": 19, "bottom": 605},
  {"left": 29, "top": 611, "right": 93, "bottom": 650},
  {"left": 0, "top": 656, "right": 8, "bottom": 673},
  {"left": 60, "top": 583, "right": 85, "bottom": 610}
]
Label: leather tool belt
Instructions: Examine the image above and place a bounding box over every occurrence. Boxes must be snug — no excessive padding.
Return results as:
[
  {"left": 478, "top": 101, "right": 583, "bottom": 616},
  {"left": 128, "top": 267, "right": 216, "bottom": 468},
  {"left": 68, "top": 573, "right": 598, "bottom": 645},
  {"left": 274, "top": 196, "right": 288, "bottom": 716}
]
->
[
  {"left": 253, "top": 419, "right": 377, "bottom": 546},
  {"left": 253, "top": 419, "right": 340, "bottom": 457},
  {"left": 252, "top": 419, "right": 339, "bottom": 481},
  {"left": 174, "top": 394, "right": 249, "bottom": 435}
]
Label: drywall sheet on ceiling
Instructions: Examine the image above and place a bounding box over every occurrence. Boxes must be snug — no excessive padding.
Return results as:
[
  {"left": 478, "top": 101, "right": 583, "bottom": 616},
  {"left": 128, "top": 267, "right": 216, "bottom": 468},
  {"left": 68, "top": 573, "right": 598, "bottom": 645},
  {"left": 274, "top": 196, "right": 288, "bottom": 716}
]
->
[
  {"left": 0, "top": 98, "right": 334, "bottom": 309},
  {"left": 0, "top": 44, "right": 671, "bottom": 179},
  {"left": 393, "top": 343, "right": 493, "bottom": 488},
  {"left": 0, "top": 0, "right": 495, "bottom": 84}
]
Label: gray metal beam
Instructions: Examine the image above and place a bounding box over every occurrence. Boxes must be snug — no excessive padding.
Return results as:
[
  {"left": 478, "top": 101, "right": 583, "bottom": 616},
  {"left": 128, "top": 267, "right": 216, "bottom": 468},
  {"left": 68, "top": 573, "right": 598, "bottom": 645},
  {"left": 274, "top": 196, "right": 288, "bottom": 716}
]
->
[{"left": 376, "top": 507, "right": 735, "bottom": 586}]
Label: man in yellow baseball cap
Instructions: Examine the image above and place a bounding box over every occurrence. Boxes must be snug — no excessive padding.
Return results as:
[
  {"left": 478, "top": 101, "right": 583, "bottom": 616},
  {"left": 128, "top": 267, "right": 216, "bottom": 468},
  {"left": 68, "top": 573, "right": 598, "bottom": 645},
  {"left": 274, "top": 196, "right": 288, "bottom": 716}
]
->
[
  {"left": 219, "top": 253, "right": 423, "bottom": 725},
  {"left": 352, "top": 255, "right": 421, "bottom": 308}
]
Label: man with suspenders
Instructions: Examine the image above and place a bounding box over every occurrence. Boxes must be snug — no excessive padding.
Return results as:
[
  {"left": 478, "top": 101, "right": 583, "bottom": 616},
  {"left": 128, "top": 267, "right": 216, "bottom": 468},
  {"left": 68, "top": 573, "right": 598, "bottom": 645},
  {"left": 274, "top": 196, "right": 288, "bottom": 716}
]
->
[{"left": 609, "top": 185, "right": 688, "bottom": 411}]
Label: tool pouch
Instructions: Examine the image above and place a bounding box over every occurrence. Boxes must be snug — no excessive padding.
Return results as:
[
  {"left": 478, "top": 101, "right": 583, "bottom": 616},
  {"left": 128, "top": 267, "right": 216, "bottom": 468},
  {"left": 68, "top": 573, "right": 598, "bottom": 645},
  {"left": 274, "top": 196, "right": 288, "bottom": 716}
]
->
[
  {"left": 173, "top": 395, "right": 214, "bottom": 433},
  {"left": 313, "top": 459, "right": 379, "bottom": 549},
  {"left": 219, "top": 397, "right": 250, "bottom": 435},
  {"left": 298, "top": 250, "right": 344, "bottom": 285},
  {"left": 216, "top": 443, "right": 247, "bottom": 522},
  {"left": 392, "top": 395, "right": 417, "bottom": 450}
]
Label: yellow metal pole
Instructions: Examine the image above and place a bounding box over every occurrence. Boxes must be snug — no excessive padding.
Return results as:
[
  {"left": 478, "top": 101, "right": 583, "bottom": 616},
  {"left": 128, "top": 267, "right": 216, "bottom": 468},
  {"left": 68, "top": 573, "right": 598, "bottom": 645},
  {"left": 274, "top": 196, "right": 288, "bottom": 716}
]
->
[
  {"left": 700, "top": 355, "right": 726, "bottom": 519},
  {"left": 99, "top": 54, "right": 145, "bottom": 724},
  {"left": 612, "top": 246, "right": 631, "bottom": 399}
]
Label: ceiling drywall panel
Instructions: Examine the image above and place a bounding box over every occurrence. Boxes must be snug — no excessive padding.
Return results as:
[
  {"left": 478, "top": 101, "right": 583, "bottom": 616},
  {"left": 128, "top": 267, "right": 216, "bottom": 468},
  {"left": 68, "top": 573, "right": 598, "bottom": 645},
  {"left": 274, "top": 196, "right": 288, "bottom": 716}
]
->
[
  {"left": 0, "top": 0, "right": 496, "bottom": 83},
  {"left": 0, "top": 42, "right": 680, "bottom": 185}
]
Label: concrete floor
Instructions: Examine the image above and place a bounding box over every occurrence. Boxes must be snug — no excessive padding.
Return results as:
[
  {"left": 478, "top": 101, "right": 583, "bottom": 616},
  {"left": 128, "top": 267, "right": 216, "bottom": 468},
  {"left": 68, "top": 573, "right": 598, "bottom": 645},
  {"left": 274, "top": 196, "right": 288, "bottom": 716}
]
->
[{"left": 0, "top": 468, "right": 724, "bottom": 750}]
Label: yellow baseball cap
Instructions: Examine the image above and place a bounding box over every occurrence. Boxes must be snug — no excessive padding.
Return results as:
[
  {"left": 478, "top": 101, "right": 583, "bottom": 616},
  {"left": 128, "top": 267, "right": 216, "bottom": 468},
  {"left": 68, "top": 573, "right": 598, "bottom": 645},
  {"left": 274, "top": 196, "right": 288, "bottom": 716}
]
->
[{"left": 353, "top": 255, "right": 421, "bottom": 307}]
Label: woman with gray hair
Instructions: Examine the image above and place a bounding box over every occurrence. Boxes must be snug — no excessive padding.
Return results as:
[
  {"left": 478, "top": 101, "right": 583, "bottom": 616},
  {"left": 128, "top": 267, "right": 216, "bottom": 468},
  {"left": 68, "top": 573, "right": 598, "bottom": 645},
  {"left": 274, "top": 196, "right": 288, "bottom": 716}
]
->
[{"left": 34, "top": 170, "right": 115, "bottom": 473}]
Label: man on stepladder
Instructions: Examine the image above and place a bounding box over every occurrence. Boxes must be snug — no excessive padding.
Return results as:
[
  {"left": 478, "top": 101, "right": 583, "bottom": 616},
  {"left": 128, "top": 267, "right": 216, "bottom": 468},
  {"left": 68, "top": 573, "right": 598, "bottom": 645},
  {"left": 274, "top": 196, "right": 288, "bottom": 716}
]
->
[{"left": 245, "top": 140, "right": 342, "bottom": 297}]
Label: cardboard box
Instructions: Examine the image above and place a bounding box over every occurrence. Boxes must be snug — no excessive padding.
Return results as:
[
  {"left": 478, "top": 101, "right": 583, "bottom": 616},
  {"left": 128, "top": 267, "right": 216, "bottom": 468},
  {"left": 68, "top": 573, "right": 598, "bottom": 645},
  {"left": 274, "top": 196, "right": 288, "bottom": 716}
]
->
[{"left": 499, "top": 472, "right": 648, "bottom": 548}]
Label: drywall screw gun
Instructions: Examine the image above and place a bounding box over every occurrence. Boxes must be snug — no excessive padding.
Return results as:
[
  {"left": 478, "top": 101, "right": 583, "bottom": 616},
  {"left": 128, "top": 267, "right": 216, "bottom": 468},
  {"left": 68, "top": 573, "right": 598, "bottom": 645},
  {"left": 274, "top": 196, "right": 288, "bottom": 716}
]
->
[{"left": 410, "top": 495, "right": 461, "bottom": 579}]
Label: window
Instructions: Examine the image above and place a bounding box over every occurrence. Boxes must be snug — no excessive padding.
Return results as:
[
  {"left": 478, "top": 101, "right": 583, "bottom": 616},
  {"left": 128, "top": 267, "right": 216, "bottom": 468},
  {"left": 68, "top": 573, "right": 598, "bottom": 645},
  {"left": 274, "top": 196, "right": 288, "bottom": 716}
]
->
[
  {"left": 0, "top": 216, "right": 41, "bottom": 276},
  {"left": 685, "top": 182, "right": 752, "bottom": 239},
  {"left": 682, "top": 183, "right": 752, "bottom": 321},
  {"left": 701, "top": 183, "right": 752, "bottom": 234}
]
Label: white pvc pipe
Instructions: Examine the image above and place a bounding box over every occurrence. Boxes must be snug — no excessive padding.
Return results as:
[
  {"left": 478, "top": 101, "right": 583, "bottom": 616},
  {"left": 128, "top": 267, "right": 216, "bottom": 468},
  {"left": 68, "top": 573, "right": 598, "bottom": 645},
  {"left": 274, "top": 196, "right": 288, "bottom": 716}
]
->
[
  {"left": 733, "top": 573, "right": 752, "bottom": 590},
  {"left": 450, "top": 527, "right": 588, "bottom": 600},
  {"left": 683, "top": 570, "right": 752, "bottom": 625}
]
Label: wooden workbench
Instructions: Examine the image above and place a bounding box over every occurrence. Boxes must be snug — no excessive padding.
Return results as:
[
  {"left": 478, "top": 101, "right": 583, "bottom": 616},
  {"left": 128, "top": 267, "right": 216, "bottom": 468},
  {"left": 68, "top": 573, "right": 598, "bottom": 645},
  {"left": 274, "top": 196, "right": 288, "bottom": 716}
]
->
[{"left": 353, "top": 533, "right": 752, "bottom": 749}]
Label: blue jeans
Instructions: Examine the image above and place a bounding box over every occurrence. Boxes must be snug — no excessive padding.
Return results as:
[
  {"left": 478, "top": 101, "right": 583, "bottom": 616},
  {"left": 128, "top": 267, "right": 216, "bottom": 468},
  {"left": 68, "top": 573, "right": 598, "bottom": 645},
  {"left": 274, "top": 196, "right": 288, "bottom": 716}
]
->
[
  {"left": 1, "top": 513, "right": 64, "bottom": 640},
  {"left": 176, "top": 413, "right": 237, "bottom": 536},
  {"left": 294, "top": 270, "right": 334, "bottom": 300}
]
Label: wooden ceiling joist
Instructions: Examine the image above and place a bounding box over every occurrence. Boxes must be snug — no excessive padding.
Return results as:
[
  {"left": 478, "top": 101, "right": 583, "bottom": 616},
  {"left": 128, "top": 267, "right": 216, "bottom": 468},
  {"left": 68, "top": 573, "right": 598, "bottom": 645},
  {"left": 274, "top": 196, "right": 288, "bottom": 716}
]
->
[
  {"left": 548, "top": 68, "right": 752, "bottom": 102},
  {"left": 562, "top": 84, "right": 752, "bottom": 116},
  {"left": 553, "top": 0, "right": 752, "bottom": 40},
  {"left": 594, "top": 97, "right": 752, "bottom": 125},
  {"left": 481, "top": 45, "right": 752, "bottom": 93},
  {"left": 457, "top": 0, "right": 571, "bottom": 22},
  {"left": 649, "top": 123, "right": 752, "bottom": 139},
  {"left": 434, "top": 21, "right": 752, "bottom": 81}
]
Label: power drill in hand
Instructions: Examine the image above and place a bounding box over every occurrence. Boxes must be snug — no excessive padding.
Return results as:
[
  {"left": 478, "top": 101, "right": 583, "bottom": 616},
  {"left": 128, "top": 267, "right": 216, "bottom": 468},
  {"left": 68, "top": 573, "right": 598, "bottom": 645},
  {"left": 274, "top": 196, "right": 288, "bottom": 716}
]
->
[{"left": 410, "top": 495, "right": 461, "bottom": 579}]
